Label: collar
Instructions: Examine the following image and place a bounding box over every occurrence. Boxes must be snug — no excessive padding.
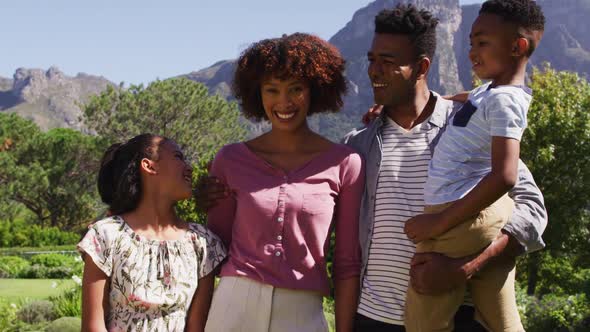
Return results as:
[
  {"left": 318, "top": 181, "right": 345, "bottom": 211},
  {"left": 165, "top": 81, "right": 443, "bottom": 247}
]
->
[{"left": 374, "top": 90, "right": 452, "bottom": 130}]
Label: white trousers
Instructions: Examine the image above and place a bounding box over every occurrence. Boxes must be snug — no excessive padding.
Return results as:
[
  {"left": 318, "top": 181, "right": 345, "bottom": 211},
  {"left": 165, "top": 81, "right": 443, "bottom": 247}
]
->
[{"left": 205, "top": 276, "right": 329, "bottom": 332}]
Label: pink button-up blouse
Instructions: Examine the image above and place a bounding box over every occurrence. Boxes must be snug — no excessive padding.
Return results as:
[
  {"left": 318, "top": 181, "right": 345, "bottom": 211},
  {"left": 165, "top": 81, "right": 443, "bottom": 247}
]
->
[{"left": 207, "top": 142, "right": 365, "bottom": 296}]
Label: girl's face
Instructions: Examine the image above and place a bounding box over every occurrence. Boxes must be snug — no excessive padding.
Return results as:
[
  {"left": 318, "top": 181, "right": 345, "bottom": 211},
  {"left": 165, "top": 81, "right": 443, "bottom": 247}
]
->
[
  {"left": 151, "top": 140, "right": 193, "bottom": 201},
  {"left": 260, "top": 77, "right": 311, "bottom": 132}
]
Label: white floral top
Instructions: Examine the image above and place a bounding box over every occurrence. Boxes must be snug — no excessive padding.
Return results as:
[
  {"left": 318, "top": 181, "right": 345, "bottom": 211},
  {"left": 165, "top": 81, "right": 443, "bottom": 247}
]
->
[{"left": 78, "top": 216, "right": 226, "bottom": 332}]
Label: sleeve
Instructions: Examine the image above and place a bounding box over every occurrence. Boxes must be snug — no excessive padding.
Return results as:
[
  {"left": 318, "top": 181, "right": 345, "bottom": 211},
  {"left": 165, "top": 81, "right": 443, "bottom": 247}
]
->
[
  {"left": 504, "top": 160, "right": 548, "bottom": 253},
  {"left": 194, "top": 225, "right": 228, "bottom": 279},
  {"left": 76, "top": 222, "right": 113, "bottom": 277},
  {"left": 486, "top": 92, "right": 529, "bottom": 141},
  {"left": 333, "top": 151, "right": 365, "bottom": 280},
  {"left": 206, "top": 146, "right": 237, "bottom": 249}
]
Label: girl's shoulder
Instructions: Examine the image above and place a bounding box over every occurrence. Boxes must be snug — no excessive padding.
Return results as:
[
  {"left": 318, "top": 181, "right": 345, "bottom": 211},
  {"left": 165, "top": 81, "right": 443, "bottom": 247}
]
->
[
  {"left": 87, "top": 215, "right": 126, "bottom": 235},
  {"left": 187, "top": 222, "right": 224, "bottom": 246}
]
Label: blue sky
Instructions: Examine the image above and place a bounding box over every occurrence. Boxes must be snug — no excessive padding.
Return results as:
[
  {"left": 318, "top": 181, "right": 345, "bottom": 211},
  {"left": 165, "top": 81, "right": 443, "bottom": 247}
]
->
[{"left": 2, "top": 0, "right": 484, "bottom": 85}]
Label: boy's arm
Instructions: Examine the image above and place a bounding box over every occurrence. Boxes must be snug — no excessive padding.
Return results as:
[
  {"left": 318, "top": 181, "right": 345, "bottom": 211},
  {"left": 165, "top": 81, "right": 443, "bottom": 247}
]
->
[
  {"left": 409, "top": 230, "right": 521, "bottom": 294},
  {"left": 410, "top": 161, "right": 547, "bottom": 294},
  {"left": 405, "top": 137, "right": 520, "bottom": 242}
]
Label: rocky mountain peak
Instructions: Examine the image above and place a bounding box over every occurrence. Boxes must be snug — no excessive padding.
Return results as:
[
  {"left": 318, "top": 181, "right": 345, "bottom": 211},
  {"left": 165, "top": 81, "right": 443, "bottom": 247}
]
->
[{"left": 1, "top": 67, "right": 113, "bottom": 130}]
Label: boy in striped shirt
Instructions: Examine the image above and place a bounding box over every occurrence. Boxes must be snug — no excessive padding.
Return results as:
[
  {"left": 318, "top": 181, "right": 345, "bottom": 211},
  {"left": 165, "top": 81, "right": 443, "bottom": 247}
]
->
[{"left": 403, "top": 1, "right": 545, "bottom": 331}]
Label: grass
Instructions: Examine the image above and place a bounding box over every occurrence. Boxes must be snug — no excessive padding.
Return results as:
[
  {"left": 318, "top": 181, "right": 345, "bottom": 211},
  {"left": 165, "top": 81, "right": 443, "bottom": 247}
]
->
[{"left": 0, "top": 279, "right": 75, "bottom": 302}]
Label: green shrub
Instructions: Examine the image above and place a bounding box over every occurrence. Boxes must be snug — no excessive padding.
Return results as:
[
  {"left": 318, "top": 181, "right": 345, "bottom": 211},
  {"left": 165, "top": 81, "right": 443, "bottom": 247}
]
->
[
  {"left": 50, "top": 287, "right": 82, "bottom": 318},
  {"left": 0, "top": 219, "right": 79, "bottom": 248},
  {"left": 16, "top": 300, "right": 56, "bottom": 324},
  {"left": 0, "top": 256, "right": 30, "bottom": 278},
  {"left": 20, "top": 265, "right": 81, "bottom": 279},
  {"left": 30, "top": 253, "right": 76, "bottom": 268},
  {"left": 532, "top": 253, "right": 590, "bottom": 297},
  {"left": 16, "top": 254, "right": 83, "bottom": 279},
  {"left": 518, "top": 289, "right": 590, "bottom": 332},
  {"left": 0, "top": 298, "right": 19, "bottom": 331},
  {"left": 20, "top": 265, "right": 49, "bottom": 279},
  {"left": 46, "top": 317, "right": 81, "bottom": 332}
]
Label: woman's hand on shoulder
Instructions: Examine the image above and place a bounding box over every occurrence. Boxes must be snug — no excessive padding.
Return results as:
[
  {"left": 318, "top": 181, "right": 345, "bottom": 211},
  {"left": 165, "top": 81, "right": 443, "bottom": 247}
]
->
[{"left": 194, "top": 175, "right": 233, "bottom": 212}]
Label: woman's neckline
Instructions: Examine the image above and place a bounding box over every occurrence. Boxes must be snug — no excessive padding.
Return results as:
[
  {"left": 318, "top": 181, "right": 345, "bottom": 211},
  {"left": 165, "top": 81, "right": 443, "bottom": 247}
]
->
[{"left": 239, "top": 141, "right": 338, "bottom": 175}]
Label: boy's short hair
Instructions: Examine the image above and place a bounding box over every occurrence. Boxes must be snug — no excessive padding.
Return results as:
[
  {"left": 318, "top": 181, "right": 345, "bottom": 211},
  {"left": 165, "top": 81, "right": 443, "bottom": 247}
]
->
[
  {"left": 374, "top": 4, "right": 439, "bottom": 60},
  {"left": 480, "top": 0, "right": 545, "bottom": 56}
]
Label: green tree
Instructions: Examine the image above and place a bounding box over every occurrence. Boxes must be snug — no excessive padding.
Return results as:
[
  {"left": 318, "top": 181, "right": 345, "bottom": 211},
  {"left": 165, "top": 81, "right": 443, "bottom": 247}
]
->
[
  {"left": 82, "top": 78, "right": 246, "bottom": 163},
  {"left": 519, "top": 64, "right": 590, "bottom": 294},
  {"left": 0, "top": 113, "right": 106, "bottom": 230}
]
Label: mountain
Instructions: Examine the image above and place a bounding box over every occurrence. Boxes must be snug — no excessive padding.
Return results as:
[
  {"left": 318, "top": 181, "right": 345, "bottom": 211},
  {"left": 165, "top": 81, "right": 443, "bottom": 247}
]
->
[
  {"left": 185, "top": 0, "right": 465, "bottom": 140},
  {"left": 0, "top": 67, "right": 113, "bottom": 131},
  {"left": 4, "top": 0, "right": 590, "bottom": 140},
  {"left": 186, "top": 0, "right": 590, "bottom": 140}
]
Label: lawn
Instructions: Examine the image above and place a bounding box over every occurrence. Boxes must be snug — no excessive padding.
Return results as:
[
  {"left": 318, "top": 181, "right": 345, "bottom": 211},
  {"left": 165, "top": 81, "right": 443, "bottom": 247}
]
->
[{"left": 0, "top": 279, "right": 75, "bottom": 302}]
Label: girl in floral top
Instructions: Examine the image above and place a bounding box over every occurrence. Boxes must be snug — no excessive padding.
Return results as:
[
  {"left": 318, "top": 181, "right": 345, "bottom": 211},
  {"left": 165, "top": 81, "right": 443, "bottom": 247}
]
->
[{"left": 78, "top": 134, "right": 226, "bottom": 332}]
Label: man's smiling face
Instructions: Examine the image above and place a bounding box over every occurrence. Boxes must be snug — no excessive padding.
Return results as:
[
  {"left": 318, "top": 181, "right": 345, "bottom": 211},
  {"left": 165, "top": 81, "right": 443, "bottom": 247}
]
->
[{"left": 367, "top": 33, "right": 420, "bottom": 109}]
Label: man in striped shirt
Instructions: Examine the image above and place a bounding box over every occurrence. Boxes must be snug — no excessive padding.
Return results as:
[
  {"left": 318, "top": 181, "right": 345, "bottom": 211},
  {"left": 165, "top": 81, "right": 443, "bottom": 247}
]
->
[{"left": 344, "top": 4, "right": 547, "bottom": 331}]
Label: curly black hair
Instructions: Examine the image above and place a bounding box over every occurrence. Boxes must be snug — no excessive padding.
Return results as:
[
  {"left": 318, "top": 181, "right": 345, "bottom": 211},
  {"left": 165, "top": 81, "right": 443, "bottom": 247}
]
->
[
  {"left": 374, "top": 4, "right": 439, "bottom": 60},
  {"left": 233, "top": 33, "right": 347, "bottom": 121},
  {"left": 97, "top": 133, "right": 167, "bottom": 215},
  {"left": 480, "top": 0, "right": 545, "bottom": 55}
]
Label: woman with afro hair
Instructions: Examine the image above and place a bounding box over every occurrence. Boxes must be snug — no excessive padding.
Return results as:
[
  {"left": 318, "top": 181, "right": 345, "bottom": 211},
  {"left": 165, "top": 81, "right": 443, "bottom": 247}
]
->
[{"left": 204, "top": 33, "right": 365, "bottom": 332}]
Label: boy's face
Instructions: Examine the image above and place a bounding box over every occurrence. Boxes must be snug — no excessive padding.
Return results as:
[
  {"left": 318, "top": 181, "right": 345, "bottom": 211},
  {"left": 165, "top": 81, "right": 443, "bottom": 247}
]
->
[{"left": 469, "top": 13, "right": 518, "bottom": 82}]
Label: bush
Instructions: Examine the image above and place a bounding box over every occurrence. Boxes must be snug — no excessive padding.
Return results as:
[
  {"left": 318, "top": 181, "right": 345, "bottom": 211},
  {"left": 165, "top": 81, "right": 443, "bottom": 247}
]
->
[
  {"left": 50, "top": 287, "right": 82, "bottom": 318},
  {"left": 20, "top": 265, "right": 81, "bottom": 279},
  {"left": 531, "top": 253, "right": 590, "bottom": 297},
  {"left": 16, "top": 300, "right": 56, "bottom": 324},
  {"left": 0, "top": 298, "right": 19, "bottom": 331},
  {"left": 0, "top": 256, "right": 30, "bottom": 278},
  {"left": 30, "top": 253, "right": 76, "bottom": 268},
  {"left": 46, "top": 317, "right": 81, "bottom": 332},
  {"left": 15, "top": 253, "right": 84, "bottom": 279},
  {"left": 0, "top": 219, "right": 79, "bottom": 248},
  {"left": 518, "top": 287, "right": 590, "bottom": 332}
]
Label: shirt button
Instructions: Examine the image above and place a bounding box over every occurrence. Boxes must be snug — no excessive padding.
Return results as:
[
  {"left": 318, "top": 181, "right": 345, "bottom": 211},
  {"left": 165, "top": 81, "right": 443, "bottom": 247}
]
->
[
  {"left": 277, "top": 217, "right": 284, "bottom": 222},
  {"left": 283, "top": 176, "right": 288, "bottom": 180},
  {"left": 275, "top": 251, "right": 281, "bottom": 257},
  {"left": 277, "top": 235, "right": 283, "bottom": 241},
  {"left": 278, "top": 201, "right": 284, "bottom": 206}
]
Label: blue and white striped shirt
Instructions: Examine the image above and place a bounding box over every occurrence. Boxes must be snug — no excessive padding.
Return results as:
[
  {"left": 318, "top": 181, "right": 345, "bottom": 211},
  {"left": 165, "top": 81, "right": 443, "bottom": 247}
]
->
[{"left": 424, "top": 83, "right": 532, "bottom": 205}]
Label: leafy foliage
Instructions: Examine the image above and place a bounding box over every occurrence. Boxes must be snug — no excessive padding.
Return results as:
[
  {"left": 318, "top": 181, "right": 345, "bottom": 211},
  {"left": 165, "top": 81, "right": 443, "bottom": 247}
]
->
[
  {"left": 522, "top": 64, "right": 590, "bottom": 255},
  {"left": 16, "top": 300, "right": 56, "bottom": 324},
  {"left": 0, "top": 219, "right": 79, "bottom": 247},
  {"left": 0, "top": 113, "right": 107, "bottom": 230},
  {"left": 49, "top": 287, "right": 82, "bottom": 318},
  {"left": 46, "top": 317, "right": 81, "bottom": 332},
  {"left": 518, "top": 64, "right": 590, "bottom": 294},
  {"left": 0, "top": 256, "right": 30, "bottom": 278},
  {"left": 517, "top": 286, "right": 590, "bottom": 332},
  {"left": 83, "top": 78, "right": 247, "bottom": 164}
]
